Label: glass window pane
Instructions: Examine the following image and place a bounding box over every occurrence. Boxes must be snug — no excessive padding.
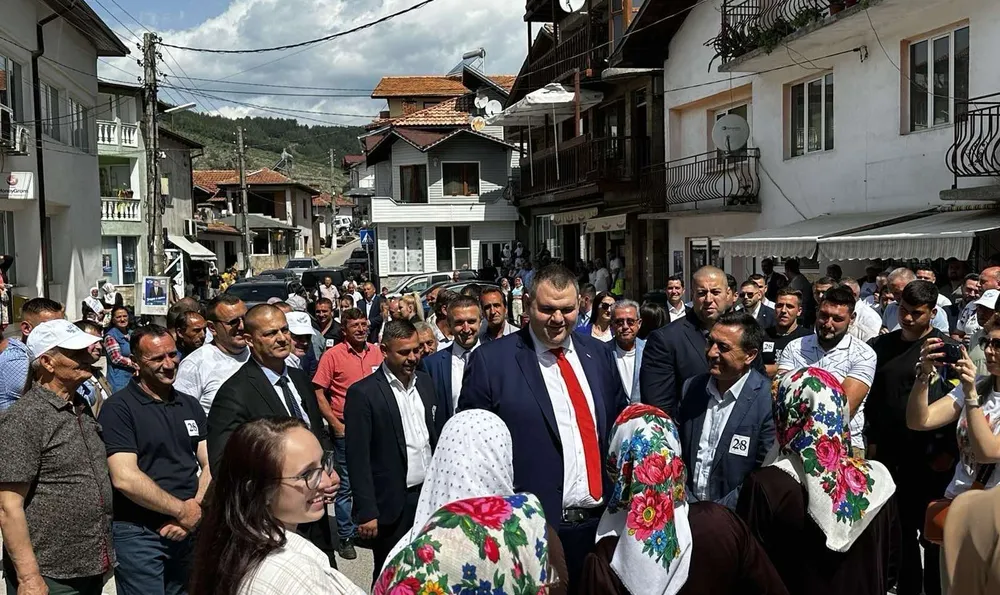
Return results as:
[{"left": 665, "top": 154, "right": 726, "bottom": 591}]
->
[
  {"left": 102, "top": 236, "right": 119, "bottom": 285},
  {"left": 122, "top": 236, "right": 138, "bottom": 284},
  {"left": 405, "top": 227, "right": 423, "bottom": 272},
  {"left": 2, "top": 212, "right": 15, "bottom": 285},
  {"left": 435, "top": 226, "right": 452, "bottom": 271},
  {"left": 955, "top": 27, "right": 970, "bottom": 115},
  {"left": 824, "top": 74, "right": 834, "bottom": 151},
  {"left": 791, "top": 83, "right": 805, "bottom": 157},
  {"left": 467, "top": 164, "right": 479, "bottom": 195},
  {"left": 454, "top": 225, "right": 471, "bottom": 248},
  {"left": 388, "top": 227, "right": 405, "bottom": 273},
  {"left": 807, "top": 79, "right": 822, "bottom": 152},
  {"left": 910, "top": 40, "right": 928, "bottom": 131},
  {"left": 454, "top": 248, "right": 471, "bottom": 271},
  {"left": 933, "top": 36, "right": 950, "bottom": 125}
]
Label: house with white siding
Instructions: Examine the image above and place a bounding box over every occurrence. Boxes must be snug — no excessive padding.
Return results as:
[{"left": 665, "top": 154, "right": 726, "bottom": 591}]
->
[{"left": 363, "top": 68, "right": 520, "bottom": 287}]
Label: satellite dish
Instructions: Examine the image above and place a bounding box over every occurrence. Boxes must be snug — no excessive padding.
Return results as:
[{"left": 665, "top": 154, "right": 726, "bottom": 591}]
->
[
  {"left": 559, "top": 0, "right": 585, "bottom": 12},
  {"left": 474, "top": 95, "right": 488, "bottom": 109},
  {"left": 485, "top": 100, "right": 502, "bottom": 117},
  {"left": 711, "top": 114, "right": 750, "bottom": 153},
  {"left": 471, "top": 117, "right": 486, "bottom": 132}
]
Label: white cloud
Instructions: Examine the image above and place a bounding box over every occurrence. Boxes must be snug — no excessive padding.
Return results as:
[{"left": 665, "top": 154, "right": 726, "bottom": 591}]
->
[{"left": 99, "top": 0, "right": 529, "bottom": 127}]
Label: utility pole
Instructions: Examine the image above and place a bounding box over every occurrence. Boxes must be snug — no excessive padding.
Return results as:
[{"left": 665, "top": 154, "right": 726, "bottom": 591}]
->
[
  {"left": 329, "top": 148, "right": 336, "bottom": 248},
  {"left": 236, "top": 126, "right": 252, "bottom": 276},
  {"left": 142, "top": 32, "right": 164, "bottom": 276}
]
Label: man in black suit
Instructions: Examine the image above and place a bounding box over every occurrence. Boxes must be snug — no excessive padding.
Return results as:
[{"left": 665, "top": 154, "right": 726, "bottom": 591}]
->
[
  {"left": 640, "top": 266, "right": 738, "bottom": 417},
  {"left": 206, "top": 304, "right": 339, "bottom": 564},
  {"left": 737, "top": 279, "right": 776, "bottom": 328},
  {"left": 344, "top": 319, "right": 438, "bottom": 583},
  {"left": 358, "top": 281, "right": 383, "bottom": 343},
  {"left": 761, "top": 258, "right": 787, "bottom": 303}
]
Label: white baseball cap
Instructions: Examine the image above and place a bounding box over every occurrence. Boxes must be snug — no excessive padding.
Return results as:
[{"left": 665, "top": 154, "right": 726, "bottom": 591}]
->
[
  {"left": 975, "top": 289, "right": 1000, "bottom": 310},
  {"left": 27, "top": 319, "right": 100, "bottom": 360},
  {"left": 285, "top": 312, "right": 314, "bottom": 336}
]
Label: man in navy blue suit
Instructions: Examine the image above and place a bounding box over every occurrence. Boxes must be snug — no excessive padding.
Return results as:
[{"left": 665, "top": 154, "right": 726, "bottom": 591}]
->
[
  {"left": 459, "top": 265, "right": 626, "bottom": 588},
  {"left": 676, "top": 310, "right": 775, "bottom": 510},
  {"left": 421, "top": 295, "right": 481, "bottom": 435}
]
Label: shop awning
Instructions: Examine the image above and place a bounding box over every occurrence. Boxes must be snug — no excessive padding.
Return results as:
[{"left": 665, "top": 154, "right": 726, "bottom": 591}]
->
[
  {"left": 585, "top": 214, "right": 627, "bottom": 234},
  {"left": 553, "top": 207, "right": 598, "bottom": 226},
  {"left": 719, "top": 209, "right": 931, "bottom": 258},
  {"left": 485, "top": 83, "right": 604, "bottom": 127},
  {"left": 819, "top": 209, "right": 1000, "bottom": 261},
  {"left": 167, "top": 235, "right": 217, "bottom": 261}
]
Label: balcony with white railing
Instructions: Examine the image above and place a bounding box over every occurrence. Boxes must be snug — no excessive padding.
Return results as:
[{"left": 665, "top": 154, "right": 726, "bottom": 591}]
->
[
  {"left": 97, "top": 119, "right": 139, "bottom": 149},
  {"left": 101, "top": 197, "right": 141, "bottom": 222}
]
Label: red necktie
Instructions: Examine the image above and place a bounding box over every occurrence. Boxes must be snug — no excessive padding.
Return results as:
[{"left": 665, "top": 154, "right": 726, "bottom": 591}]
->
[{"left": 550, "top": 347, "right": 603, "bottom": 501}]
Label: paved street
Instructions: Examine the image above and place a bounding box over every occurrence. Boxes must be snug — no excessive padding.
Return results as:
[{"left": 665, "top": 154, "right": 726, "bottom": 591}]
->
[{"left": 320, "top": 238, "right": 360, "bottom": 268}]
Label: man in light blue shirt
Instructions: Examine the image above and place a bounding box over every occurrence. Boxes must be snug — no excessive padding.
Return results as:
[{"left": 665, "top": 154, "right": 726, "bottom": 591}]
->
[{"left": 0, "top": 297, "right": 64, "bottom": 411}]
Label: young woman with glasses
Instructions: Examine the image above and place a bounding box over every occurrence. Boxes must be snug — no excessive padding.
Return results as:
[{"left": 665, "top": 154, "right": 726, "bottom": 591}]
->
[{"left": 190, "top": 417, "right": 362, "bottom": 595}]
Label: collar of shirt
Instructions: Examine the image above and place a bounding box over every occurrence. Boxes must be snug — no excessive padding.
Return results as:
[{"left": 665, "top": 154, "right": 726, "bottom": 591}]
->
[
  {"left": 34, "top": 385, "right": 84, "bottom": 412},
  {"left": 707, "top": 369, "right": 752, "bottom": 404},
  {"left": 346, "top": 341, "right": 374, "bottom": 356},
  {"left": 452, "top": 341, "right": 478, "bottom": 359},
  {"left": 125, "top": 379, "right": 181, "bottom": 406},
  {"left": 750, "top": 302, "right": 762, "bottom": 319},
  {"left": 259, "top": 362, "right": 291, "bottom": 387},
  {"left": 614, "top": 343, "right": 636, "bottom": 358},
  {"left": 668, "top": 302, "right": 685, "bottom": 316},
  {"left": 805, "top": 332, "right": 853, "bottom": 357},
  {"left": 383, "top": 363, "right": 417, "bottom": 392},
  {"left": 529, "top": 325, "right": 573, "bottom": 359}
]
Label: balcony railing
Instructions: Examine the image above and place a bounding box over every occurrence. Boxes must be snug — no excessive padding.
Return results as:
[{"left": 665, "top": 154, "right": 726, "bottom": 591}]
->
[
  {"left": 101, "top": 197, "right": 141, "bottom": 222},
  {"left": 522, "top": 21, "right": 610, "bottom": 92},
  {"left": 709, "top": 0, "right": 851, "bottom": 66},
  {"left": 640, "top": 148, "right": 761, "bottom": 210},
  {"left": 97, "top": 119, "right": 139, "bottom": 148},
  {"left": 517, "top": 135, "right": 649, "bottom": 198},
  {"left": 947, "top": 93, "right": 1000, "bottom": 188}
]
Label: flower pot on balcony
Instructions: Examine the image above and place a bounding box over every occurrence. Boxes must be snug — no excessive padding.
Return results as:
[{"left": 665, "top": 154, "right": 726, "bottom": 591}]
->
[
  {"left": 124, "top": 189, "right": 134, "bottom": 198},
  {"left": 829, "top": 1, "right": 845, "bottom": 15}
]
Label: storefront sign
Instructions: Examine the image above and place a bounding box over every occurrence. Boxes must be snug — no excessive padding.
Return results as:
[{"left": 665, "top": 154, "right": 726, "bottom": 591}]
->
[
  {"left": 0, "top": 172, "right": 34, "bottom": 200},
  {"left": 584, "top": 213, "right": 628, "bottom": 234},
  {"left": 553, "top": 207, "right": 598, "bottom": 226}
]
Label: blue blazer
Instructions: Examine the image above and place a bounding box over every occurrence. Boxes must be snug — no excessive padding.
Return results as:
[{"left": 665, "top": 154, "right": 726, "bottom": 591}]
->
[
  {"left": 754, "top": 305, "right": 776, "bottom": 329},
  {"left": 458, "top": 328, "right": 627, "bottom": 526},
  {"left": 604, "top": 338, "right": 645, "bottom": 406},
  {"left": 676, "top": 369, "right": 775, "bottom": 510},
  {"left": 422, "top": 345, "right": 457, "bottom": 436}
]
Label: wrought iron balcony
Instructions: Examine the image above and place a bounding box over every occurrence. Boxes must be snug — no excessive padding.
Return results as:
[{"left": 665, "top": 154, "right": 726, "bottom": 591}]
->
[
  {"left": 947, "top": 93, "right": 1000, "bottom": 189},
  {"left": 517, "top": 135, "right": 648, "bottom": 198},
  {"left": 709, "top": 0, "right": 856, "bottom": 67},
  {"left": 640, "top": 148, "right": 760, "bottom": 211}
]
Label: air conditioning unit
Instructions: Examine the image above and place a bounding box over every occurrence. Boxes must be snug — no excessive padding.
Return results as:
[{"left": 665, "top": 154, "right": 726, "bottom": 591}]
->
[{"left": 184, "top": 219, "right": 199, "bottom": 237}]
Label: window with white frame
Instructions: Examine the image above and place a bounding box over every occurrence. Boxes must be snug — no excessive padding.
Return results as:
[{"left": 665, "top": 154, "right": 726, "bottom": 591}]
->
[
  {"left": 101, "top": 235, "right": 139, "bottom": 285},
  {"left": 388, "top": 226, "right": 424, "bottom": 273},
  {"left": 788, "top": 73, "right": 834, "bottom": 157},
  {"left": 442, "top": 162, "right": 480, "bottom": 196},
  {"left": 39, "top": 82, "right": 61, "bottom": 141},
  {"left": 0, "top": 54, "right": 23, "bottom": 121},
  {"left": 434, "top": 226, "right": 470, "bottom": 271},
  {"left": 68, "top": 97, "right": 89, "bottom": 150},
  {"left": 907, "top": 25, "right": 969, "bottom": 132}
]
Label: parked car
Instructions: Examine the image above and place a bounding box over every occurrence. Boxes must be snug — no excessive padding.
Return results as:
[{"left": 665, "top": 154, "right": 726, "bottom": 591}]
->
[
  {"left": 418, "top": 280, "right": 500, "bottom": 313},
  {"left": 224, "top": 280, "right": 294, "bottom": 308},
  {"left": 284, "top": 257, "right": 321, "bottom": 277},
  {"left": 257, "top": 269, "right": 300, "bottom": 282},
  {"left": 344, "top": 248, "right": 371, "bottom": 277},
  {"left": 388, "top": 271, "right": 474, "bottom": 295},
  {"left": 301, "top": 267, "right": 353, "bottom": 293},
  {"left": 334, "top": 215, "right": 353, "bottom": 236}
]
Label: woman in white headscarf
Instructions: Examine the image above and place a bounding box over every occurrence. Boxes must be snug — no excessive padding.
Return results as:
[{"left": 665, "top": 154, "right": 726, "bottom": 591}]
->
[
  {"left": 380, "top": 409, "right": 515, "bottom": 573},
  {"left": 101, "top": 281, "right": 123, "bottom": 309},
  {"left": 82, "top": 287, "right": 105, "bottom": 323}
]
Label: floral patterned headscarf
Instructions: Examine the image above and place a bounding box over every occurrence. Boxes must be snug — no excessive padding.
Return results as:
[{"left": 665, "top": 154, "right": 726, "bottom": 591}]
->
[
  {"left": 375, "top": 493, "right": 555, "bottom": 595},
  {"left": 772, "top": 368, "right": 896, "bottom": 552},
  {"left": 595, "top": 404, "right": 693, "bottom": 595}
]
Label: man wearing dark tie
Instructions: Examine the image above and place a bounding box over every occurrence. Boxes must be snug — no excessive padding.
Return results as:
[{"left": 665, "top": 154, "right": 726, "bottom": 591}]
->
[
  {"left": 206, "top": 304, "right": 339, "bottom": 564},
  {"left": 421, "top": 295, "right": 481, "bottom": 434},
  {"left": 358, "top": 281, "right": 383, "bottom": 343},
  {"left": 344, "top": 320, "right": 438, "bottom": 583},
  {"left": 459, "top": 265, "right": 627, "bottom": 588}
]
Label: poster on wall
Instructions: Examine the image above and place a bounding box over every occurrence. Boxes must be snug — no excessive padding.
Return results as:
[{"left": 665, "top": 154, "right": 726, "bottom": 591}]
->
[
  {"left": 102, "top": 254, "right": 113, "bottom": 275},
  {"left": 123, "top": 255, "right": 136, "bottom": 274},
  {"left": 137, "top": 276, "right": 170, "bottom": 316},
  {"left": 673, "top": 250, "right": 684, "bottom": 276}
]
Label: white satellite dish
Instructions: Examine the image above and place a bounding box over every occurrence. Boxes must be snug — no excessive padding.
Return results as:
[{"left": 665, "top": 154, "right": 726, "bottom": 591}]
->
[
  {"left": 471, "top": 117, "right": 486, "bottom": 132},
  {"left": 485, "top": 100, "right": 502, "bottom": 117},
  {"left": 474, "top": 95, "right": 488, "bottom": 109},
  {"left": 711, "top": 114, "right": 750, "bottom": 153},
  {"left": 559, "top": 0, "right": 585, "bottom": 12}
]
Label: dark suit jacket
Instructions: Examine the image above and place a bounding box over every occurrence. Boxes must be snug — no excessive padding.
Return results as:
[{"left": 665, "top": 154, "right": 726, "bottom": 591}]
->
[
  {"left": 422, "top": 345, "right": 457, "bottom": 435},
  {"left": 764, "top": 272, "right": 787, "bottom": 303},
  {"left": 640, "top": 309, "right": 766, "bottom": 418},
  {"left": 457, "top": 328, "right": 627, "bottom": 526},
  {"left": 359, "top": 296, "right": 383, "bottom": 344},
  {"left": 677, "top": 369, "right": 775, "bottom": 510},
  {"left": 344, "top": 368, "right": 439, "bottom": 527},
  {"left": 207, "top": 359, "right": 331, "bottom": 472},
  {"left": 754, "top": 304, "right": 776, "bottom": 329}
]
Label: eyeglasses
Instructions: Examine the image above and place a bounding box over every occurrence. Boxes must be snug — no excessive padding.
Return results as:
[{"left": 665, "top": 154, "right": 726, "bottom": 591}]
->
[
  {"left": 217, "top": 315, "right": 244, "bottom": 328},
  {"left": 612, "top": 318, "right": 637, "bottom": 327},
  {"left": 281, "top": 451, "right": 336, "bottom": 490},
  {"left": 979, "top": 337, "right": 1000, "bottom": 352},
  {"left": 599, "top": 302, "right": 614, "bottom": 310}
]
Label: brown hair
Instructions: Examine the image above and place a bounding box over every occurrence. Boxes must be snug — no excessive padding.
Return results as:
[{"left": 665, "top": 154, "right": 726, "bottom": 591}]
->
[{"left": 189, "top": 417, "right": 307, "bottom": 595}]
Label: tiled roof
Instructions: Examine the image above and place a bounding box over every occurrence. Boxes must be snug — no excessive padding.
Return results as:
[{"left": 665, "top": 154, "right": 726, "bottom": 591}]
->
[
  {"left": 198, "top": 167, "right": 321, "bottom": 195},
  {"left": 393, "top": 128, "right": 452, "bottom": 150},
  {"left": 203, "top": 221, "right": 241, "bottom": 235},
  {"left": 192, "top": 169, "right": 236, "bottom": 195},
  {"left": 393, "top": 94, "right": 473, "bottom": 127},
  {"left": 362, "top": 132, "right": 386, "bottom": 152},
  {"left": 371, "top": 74, "right": 515, "bottom": 98},
  {"left": 312, "top": 192, "right": 332, "bottom": 207},
  {"left": 341, "top": 154, "right": 366, "bottom": 167},
  {"left": 335, "top": 196, "right": 355, "bottom": 208}
]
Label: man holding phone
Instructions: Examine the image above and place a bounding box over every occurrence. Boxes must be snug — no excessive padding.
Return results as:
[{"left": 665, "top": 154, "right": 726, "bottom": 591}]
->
[{"left": 866, "top": 280, "right": 960, "bottom": 595}]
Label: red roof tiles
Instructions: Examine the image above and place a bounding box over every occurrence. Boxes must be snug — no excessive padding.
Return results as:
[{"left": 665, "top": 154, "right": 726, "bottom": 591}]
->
[
  {"left": 392, "top": 94, "right": 474, "bottom": 127},
  {"left": 371, "top": 75, "right": 515, "bottom": 98}
]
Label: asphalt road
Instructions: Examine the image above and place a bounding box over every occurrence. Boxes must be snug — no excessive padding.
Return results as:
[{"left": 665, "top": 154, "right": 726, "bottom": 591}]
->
[{"left": 320, "top": 238, "right": 360, "bottom": 267}]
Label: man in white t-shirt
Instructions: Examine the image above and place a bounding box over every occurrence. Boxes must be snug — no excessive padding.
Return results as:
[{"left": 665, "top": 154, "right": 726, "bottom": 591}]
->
[
  {"left": 174, "top": 295, "right": 252, "bottom": 414},
  {"left": 841, "top": 277, "right": 882, "bottom": 343},
  {"left": 778, "top": 285, "right": 877, "bottom": 456}
]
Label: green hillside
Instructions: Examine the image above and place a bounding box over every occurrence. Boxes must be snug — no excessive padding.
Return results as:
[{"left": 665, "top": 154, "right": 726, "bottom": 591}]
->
[{"left": 164, "top": 110, "right": 366, "bottom": 193}]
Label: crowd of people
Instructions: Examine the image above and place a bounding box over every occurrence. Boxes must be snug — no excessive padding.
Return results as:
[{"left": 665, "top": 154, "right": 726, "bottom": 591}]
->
[{"left": 3, "top": 251, "right": 1000, "bottom": 595}]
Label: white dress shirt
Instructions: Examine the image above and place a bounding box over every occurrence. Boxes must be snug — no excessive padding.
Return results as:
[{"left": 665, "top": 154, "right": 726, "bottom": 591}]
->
[
  {"left": 260, "top": 364, "right": 310, "bottom": 426},
  {"left": 692, "top": 371, "right": 751, "bottom": 501},
  {"left": 668, "top": 302, "right": 686, "bottom": 322},
  {"left": 450, "top": 341, "right": 478, "bottom": 410},
  {"left": 529, "top": 327, "right": 600, "bottom": 509},
  {"left": 849, "top": 299, "right": 883, "bottom": 343},
  {"left": 762, "top": 297, "right": 776, "bottom": 309},
  {"left": 613, "top": 343, "right": 636, "bottom": 399},
  {"left": 383, "top": 365, "right": 432, "bottom": 488}
]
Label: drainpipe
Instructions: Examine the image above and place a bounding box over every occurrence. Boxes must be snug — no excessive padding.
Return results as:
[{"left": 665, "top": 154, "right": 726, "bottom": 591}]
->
[{"left": 31, "top": 13, "right": 60, "bottom": 298}]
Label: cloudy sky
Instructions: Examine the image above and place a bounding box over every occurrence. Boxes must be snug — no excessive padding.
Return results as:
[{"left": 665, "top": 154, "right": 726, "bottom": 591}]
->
[{"left": 97, "top": 0, "right": 529, "bottom": 126}]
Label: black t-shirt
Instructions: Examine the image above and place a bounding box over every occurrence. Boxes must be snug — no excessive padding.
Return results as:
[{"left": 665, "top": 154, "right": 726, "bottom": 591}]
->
[
  {"left": 762, "top": 325, "right": 812, "bottom": 366},
  {"left": 97, "top": 380, "right": 206, "bottom": 529},
  {"left": 866, "top": 329, "right": 959, "bottom": 466},
  {"left": 314, "top": 319, "right": 342, "bottom": 351}
]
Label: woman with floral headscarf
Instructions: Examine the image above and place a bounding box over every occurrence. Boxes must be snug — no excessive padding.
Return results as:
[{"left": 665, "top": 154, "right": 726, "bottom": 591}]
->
[
  {"left": 581, "top": 404, "right": 788, "bottom": 595},
  {"left": 375, "top": 493, "right": 568, "bottom": 595},
  {"left": 737, "top": 368, "right": 898, "bottom": 595}
]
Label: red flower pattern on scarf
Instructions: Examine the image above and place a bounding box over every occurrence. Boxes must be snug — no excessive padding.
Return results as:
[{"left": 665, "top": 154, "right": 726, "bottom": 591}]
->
[{"left": 444, "top": 497, "right": 513, "bottom": 529}]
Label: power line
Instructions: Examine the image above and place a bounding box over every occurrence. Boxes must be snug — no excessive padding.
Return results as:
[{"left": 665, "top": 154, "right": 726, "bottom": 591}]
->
[
  {"left": 157, "top": 76, "right": 373, "bottom": 92},
  {"left": 160, "top": 0, "right": 438, "bottom": 54},
  {"left": 161, "top": 85, "right": 372, "bottom": 98},
  {"left": 180, "top": 89, "right": 377, "bottom": 120}
]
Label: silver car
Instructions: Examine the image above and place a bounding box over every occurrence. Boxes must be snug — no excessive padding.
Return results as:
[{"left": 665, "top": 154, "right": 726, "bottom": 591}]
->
[{"left": 284, "top": 257, "right": 321, "bottom": 278}]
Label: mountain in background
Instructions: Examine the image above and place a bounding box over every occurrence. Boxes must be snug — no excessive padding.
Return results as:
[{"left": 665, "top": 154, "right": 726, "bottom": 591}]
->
[{"left": 165, "top": 110, "right": 367, "bottom": 193}]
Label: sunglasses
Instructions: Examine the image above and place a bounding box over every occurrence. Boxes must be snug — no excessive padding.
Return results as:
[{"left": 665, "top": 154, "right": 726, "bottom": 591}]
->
[
  {"left": 740, "top": 292, "right": 757, "bottom": 298},
  {"left": 599, "top": 302, "right": 614, "bottom": 310},
  {"left": 612, "top": 318, "right": 637, "bottom": 327},
  {"left": 979, "top": 337, "right": 1000, "bottom": 352},
  {"left": 281, "top": 451, "right": 336, "bottom": 490},
  {"left": 217, "top": 315, "right": 245, "bottom": 328}
]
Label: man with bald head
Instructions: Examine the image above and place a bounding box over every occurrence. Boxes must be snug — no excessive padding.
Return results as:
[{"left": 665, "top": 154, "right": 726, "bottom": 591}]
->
[
  {"left": 206, "top": 304, "right": 339, "bottom": 563},
  {"left": 959, "top": 266, "right": 1000, "bottom": 339},
  {"left": 640, "top": 266, "right": 746, "bottom": 417}
]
